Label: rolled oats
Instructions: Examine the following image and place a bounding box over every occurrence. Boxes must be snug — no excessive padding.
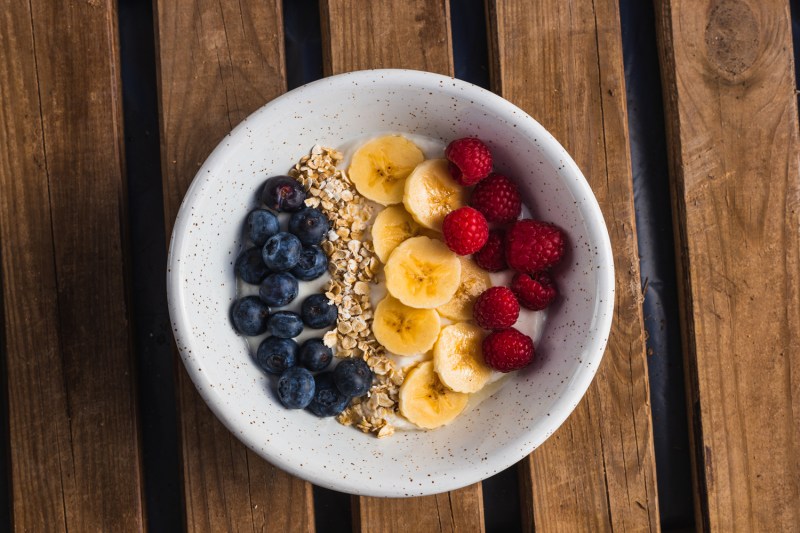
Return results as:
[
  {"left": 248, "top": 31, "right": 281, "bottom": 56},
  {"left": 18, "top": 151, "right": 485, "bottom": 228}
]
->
[{"left": 289, "top": 145, "right": 403, "bottom": 437}]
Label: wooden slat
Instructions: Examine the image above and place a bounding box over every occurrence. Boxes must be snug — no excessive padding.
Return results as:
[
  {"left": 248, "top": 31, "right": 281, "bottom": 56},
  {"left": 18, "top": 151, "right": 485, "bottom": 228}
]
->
[
  {"left": 0, "top": 0, "right": 144, "bottom": 531},
  {"left": 320, "top": 1, "right": 483, "bottom": 532},
  {"left": 153, "top": 1, "right": 314, "bottom": 531},
  {"left": 653, "top": 0, "right": 800, "bottom": 529},
  {"left": 487, "top": 0, "right": 659, "bottom": 530}
]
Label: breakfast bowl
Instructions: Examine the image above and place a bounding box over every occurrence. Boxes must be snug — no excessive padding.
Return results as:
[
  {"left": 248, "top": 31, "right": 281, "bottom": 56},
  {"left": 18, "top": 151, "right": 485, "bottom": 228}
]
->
[{"left": 167, "top": 69, "right": 614, "bottom": 497}]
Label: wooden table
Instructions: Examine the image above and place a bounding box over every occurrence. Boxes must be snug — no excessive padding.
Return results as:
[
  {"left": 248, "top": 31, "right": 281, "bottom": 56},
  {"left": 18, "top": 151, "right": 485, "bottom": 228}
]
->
[{"left": 0, "top": 0, "right": 797, "bottom": 531}]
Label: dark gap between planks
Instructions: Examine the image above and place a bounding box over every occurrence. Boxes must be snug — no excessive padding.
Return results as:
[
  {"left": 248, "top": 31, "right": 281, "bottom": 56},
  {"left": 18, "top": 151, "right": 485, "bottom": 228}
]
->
[
  {"left": 116, "top": 0, "right": 184, "bottom": 531},
  {"left": 619, "top": 0, "right": 695, "bottom": 530},
  {"left": 284, "top": 1, "right": 353, "bottom": 531}
]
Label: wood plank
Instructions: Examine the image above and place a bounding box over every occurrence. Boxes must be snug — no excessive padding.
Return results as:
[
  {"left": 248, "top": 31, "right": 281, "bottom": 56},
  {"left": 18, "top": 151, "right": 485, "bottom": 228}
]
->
[
  {"left": 320, "top": 1, "right": 483, "bottom": 532},
  {"left": 320, "top": 0, "right": 453, "bottom": 76},
  {"left": 487, "top": 0, "right": 659, "bottom": 530},
  {"left": 0, "top": 0, "right": 144, "bottom": 530},
  {"left": 653, "top": 0, "right": 800, "bottom": 530},
  {"left": 153, "top": 1, "right": 315, "bottom": 531}
]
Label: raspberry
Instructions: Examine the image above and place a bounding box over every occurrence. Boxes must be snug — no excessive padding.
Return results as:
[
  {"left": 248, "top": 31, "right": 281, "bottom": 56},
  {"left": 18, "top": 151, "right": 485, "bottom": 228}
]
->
[
  {"left": 506, "top": 220, "right": 565, "bottom": 273},
  {"left": 482, "top": 328, "right": 534, "bottom": 372},
  {"left": 470, "top": 173, "right": 521, "bottom": 223},
  {"left": 473, "top": 287, "right": 519, "bottom": 330},
  {"left": 445, "top": 138, "right": 493, "bottom": 186},
  {"left": 474, "top": 229, "right": 507, "bottom": 272},
  {"left": 442, "top": 207, "right": 489, "bottom": 255},
  {"left": 511, "top": 272, "right": 558, "bottom": 310}
]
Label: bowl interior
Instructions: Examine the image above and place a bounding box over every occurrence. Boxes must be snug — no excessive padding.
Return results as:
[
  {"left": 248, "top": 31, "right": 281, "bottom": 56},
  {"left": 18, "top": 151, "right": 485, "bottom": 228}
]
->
[{"left": 167, "top": 70, "right": 614, "bottom": 497}]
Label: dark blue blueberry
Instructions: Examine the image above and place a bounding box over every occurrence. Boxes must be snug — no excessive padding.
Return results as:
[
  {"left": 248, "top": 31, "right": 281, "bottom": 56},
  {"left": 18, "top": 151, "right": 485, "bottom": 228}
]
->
[
  {"left": 307, "top": 372, "right": 350, "bottom": 417},
  {"left": 230, "top": 296, "right": 270, "bottom": 336},
  {"left": 266, "top": 311, "right": 304, "bottom": 338},
  {"left": 298, "top": 338, "right": 333, "bottom": 372},
  {"left": 261, "top": 232, "right": 302, "bottom": 272},
  {"left": 290, "top": 245, "right": 328, "bottom": 281},
  {"left": 261, "top": 175, "right": 306, "bottom": 212},
  {"left": 246, "top": 208, "right": 280, "bottom": 246},
  {"left": 288, "top": 207, "right": 330, "bottom": 245},
  {"left": 277, "top": 367, "right": 315, "bottom": 409},
  {"left": 301, "top": 293, "right": 338, "bottom": 329},
  {"left": 235, "top": 247, "right": 270, "bottom": 284},
  {"left": 259, "top": 272, "right": 299, "bottom": 307},
  {"left": 256, "top": 336, "right": 298, "bottom": 374},
  {"left": 333, "top": 358, "right": 373, "bottom": 397}
]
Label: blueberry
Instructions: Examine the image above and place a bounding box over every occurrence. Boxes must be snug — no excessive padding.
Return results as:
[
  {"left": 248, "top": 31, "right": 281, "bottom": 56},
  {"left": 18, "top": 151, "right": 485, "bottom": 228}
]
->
[
  {"left": 235, "top": 247, "right": 270, "bottom": 284},
  {"left": 266, "top": 311, "right": 304, "bottom": 338},
  {"left": 231, "top": 296, "right": 270, "bottom": 336},
  {"left": 291, "top": 245, "right": 328, "bottom": 281},
  {"left": 333, "top": 358, "right": 373, "bottom": 397},
  {"left": 259, "top": 272, "right": 299, "bottom": 307},
  {"left": 262, "top": 232, "right": 302, "bottom": 272},
  {"left": 289, "top": 207, "right": 330, "bottom": 245},
  {"left": 277, "top": 367, "right": 315, "bottom": 409},
  {"left": 256, "top": 336, "right": 298, "bottom": 374},
  {"left": 261, "top": 175, "right": 306, "bottom": 212},
  {"left": 307, "top": 372, "right": 350, "bottom": 417},
  {"left": 246, "top": 208, "right": 280, "bottom": 246},
  {"left": 301, "top": 293, "right": 338, "bottom": 329},
  {"left": 298, "top": 338, "right": 333, "bottom": 371}
]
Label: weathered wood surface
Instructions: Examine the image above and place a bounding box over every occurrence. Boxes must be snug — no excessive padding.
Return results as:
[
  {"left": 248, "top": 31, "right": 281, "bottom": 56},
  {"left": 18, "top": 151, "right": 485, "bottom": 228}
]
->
[
  {"left": 653, "top": 0, "right": 800, "bottom": 530},
  {"left": 153, "top": 1, "right": 315, "bottom": 530},
  {"left": 487, "top": 0, "right": 659, "bottom": 530},
  {"left": 321, "top": 1, "right": 484, "bottom": 531},
  {"left": 0, "top": 0, "right": 144, "bottom": 530}
]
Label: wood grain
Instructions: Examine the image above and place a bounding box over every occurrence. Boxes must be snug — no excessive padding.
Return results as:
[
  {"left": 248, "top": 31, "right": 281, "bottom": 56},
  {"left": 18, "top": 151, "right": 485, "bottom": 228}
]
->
[
  {"left": 321, "top": 1, "right": 482, "bottom": 531},
  {"left": 653, "top": 0, "right": 800, "bottom": 530},
  {"left": 153, "top": 1, "right": 314, "bottom": 531},
  {"left": 320, "top": 0, "right": 453, "bottom": 76},
  {"left": 487, "top": 0, "right": 659, "bottom": 530},
  {"left": 0, "top": 0, "right": 144, "bottom": 530}
]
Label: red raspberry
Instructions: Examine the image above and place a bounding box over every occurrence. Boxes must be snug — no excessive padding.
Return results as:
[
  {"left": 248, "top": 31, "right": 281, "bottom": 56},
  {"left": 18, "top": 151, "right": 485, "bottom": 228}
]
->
[
  {"left": 482, "top": 328, "right": 534, "bottom": 372},
  {"left": 442, "top": 207, "right": 488, "bottom": 255},
  {"left": 506, "top": 220, "right": 565, "bottom": 273},
  {"left": 474, "top": 229, "right": 507, "bottom": 272},
  {"left": 511, "top": 271, "right": 558, "bottom": 310},
  {"left": 473, "top": 287, "right": 519, "bottom": 330},
  {"left": 445, "top": 138, "right": 493, "bottom": 186},
  {"left": 470, "top": 173, "right": 521, "bottom": 224}
]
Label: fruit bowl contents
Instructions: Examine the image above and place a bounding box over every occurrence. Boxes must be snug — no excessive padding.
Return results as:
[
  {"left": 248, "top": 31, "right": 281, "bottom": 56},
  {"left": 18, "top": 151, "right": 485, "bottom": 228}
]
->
[{"left": 230, "top": 134, "right": 566, "bottom": 438}]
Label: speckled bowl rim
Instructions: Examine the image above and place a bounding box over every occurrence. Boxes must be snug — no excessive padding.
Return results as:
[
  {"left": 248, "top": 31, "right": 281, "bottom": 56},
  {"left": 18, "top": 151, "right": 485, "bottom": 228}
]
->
[{"left": 167, "top": 69, "right": 615, "bottom": 497}]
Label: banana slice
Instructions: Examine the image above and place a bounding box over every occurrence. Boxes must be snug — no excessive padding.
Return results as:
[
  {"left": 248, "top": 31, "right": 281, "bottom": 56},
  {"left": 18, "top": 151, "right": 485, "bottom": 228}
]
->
[
  {"left": 436, "top": 257, "right": 492, "bottom": 321},
  {"left": 373, "top": 295, "right": 441, "bottom": 356},
  {"left": 371, "top": 205, "right": 424, "bottom": 263},
  {"left": 433, "top": 323, "right": 492, "bottom": 393},
  {"left": 403, "top": 159, "right": 465, "bottom": 231},
  {"left": 384, "top": 236, "right": 461, "bottom": 309},
  {"left": 399, "top": 361, "right": 469, "bottom": 429},
  {"left": 348, "top": 135, "right": 425, "bottom": 205}
]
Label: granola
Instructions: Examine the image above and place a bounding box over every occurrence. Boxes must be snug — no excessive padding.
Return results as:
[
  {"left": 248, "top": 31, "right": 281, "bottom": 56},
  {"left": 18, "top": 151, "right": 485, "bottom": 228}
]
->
[{"left": 289, "top": 145, "right": 403, "bottom": 437}]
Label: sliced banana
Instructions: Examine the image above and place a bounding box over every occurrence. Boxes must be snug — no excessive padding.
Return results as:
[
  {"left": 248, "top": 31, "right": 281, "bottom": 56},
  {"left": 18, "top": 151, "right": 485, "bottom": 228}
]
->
[
  {"left": 371, "top": 205, "right": 424, "bottom": 263},
  {"left": 373, "top": 295, "right": 441, "bottom": 356},
  {"left": 348, "top": 135, "right": 424, "bottom": 205},
  {"left": 399, "top": 361, "right": 469, "bottom": 429},
  {"left": 433, "top": 323, "right": 492, "bottom": 393},
  {"left": 436, "top": 257, "right": 492, "bottom": 321},
  {"left": 403, "top": 158, "right": 465, "bottom": 231},
  {"left": 384, "top": 236, "right": 461, "bottom": 309}
]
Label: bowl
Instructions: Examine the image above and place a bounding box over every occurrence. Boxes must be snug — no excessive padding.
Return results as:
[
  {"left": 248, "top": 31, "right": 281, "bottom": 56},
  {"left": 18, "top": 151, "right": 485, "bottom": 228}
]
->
[{"left": 167, "top": 69, "right": 614, "bottom": 497}]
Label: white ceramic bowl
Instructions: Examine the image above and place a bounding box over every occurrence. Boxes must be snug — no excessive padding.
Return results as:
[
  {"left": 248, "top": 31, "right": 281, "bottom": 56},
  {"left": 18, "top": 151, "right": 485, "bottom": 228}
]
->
[{"left": 167, "top": 69, "right": 614, "bottom": 497}]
